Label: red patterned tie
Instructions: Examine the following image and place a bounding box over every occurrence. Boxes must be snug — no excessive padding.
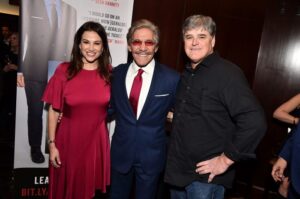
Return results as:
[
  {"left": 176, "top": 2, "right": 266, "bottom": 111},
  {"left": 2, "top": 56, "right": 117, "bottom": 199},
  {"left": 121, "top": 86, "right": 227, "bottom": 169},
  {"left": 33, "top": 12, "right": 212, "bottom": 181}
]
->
[{"left": 129, "top": 69, "right": 144, "bottom": 116}]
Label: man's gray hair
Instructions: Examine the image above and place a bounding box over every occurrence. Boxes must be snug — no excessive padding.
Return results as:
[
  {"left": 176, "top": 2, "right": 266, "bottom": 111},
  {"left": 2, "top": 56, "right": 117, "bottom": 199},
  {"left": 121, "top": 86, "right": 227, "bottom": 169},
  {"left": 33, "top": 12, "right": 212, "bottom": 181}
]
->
[
  {"left": 182, "top": 15, "right": 216, "bottom": 37},
  {"left": 127, "top": 19, "right": 160, "bottom": 45}
]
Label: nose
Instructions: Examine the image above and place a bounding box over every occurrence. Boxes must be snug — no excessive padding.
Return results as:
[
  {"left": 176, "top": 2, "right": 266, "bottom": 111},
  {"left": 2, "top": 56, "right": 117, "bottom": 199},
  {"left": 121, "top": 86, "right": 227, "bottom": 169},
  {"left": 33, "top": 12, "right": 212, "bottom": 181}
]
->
[
  {"left": 192, "top": 38, "right": 199, "bottom": 46},
  {"left": 139, "top": 42, "right": 147, "bottom": 51},
  {"left": 88, "top": 43, "right": 95, "bottom": 50}
]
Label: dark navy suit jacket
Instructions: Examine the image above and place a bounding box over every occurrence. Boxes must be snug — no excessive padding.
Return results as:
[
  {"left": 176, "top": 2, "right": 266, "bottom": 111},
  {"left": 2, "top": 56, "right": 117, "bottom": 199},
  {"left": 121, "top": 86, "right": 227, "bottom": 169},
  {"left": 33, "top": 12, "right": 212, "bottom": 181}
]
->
[
  {"left": 111, "top": 61, "right": 180, "bottom": 175},
  {"left": 279, "top": 124, "right": 300, "bottom": 194}
]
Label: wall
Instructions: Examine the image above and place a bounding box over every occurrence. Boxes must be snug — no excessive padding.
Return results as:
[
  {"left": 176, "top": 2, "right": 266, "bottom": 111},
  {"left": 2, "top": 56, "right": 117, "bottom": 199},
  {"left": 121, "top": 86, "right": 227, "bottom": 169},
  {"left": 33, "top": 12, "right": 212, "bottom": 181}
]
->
[
  {"left": 132, "top": 0, "right": 267, "bottom": 84},
  {"left": 0, "top": 0, "right": 19, "bottom": 16},
  {"left": 253, "top": 0, "right": 300, "bottom": 194}
]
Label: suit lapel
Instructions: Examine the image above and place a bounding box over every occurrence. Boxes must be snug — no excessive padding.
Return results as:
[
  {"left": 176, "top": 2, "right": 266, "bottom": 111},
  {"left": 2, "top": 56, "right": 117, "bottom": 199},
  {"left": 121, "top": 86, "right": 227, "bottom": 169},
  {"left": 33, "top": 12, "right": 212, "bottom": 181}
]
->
[
  {"left": 119, "top": 63, "right": 136, "bottom": 117},
  {"left": 139, "top": 62, "right": 161, "bottom": 119}
]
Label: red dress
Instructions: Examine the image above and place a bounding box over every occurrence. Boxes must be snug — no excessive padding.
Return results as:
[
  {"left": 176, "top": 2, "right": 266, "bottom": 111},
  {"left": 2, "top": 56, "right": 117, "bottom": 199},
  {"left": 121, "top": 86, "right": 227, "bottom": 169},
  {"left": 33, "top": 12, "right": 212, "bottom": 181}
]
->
[{"left": 42, "top": 63, "right": 110, "bottom": 199}]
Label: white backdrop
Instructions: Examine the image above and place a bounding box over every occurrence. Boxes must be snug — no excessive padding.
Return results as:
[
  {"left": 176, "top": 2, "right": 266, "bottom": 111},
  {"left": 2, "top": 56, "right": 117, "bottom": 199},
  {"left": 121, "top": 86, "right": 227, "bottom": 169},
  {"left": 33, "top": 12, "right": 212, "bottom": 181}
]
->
[{"left": 14, "top": 0, "right": 134, "bottom": 169}]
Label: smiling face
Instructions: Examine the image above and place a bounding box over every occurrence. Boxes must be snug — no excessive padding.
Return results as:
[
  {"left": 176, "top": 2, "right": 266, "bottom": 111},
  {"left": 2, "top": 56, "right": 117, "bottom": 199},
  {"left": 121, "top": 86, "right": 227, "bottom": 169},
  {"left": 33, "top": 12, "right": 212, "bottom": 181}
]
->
[
  {"left": 184, "top": 27, "right": 215, "bottom": 68},
  {"left": 79, "top": 31, "right": 103, "bottom": 67},
  {"left": 128, "top": 28, "right": 158, "bottom": 67}
]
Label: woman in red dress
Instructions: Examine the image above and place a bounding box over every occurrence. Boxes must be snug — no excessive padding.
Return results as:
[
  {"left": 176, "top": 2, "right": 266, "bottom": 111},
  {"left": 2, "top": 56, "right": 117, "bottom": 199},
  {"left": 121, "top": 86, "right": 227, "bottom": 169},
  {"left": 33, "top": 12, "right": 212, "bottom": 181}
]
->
[{"left": 42, "top": 21, "right": 111, "bottom": 199}]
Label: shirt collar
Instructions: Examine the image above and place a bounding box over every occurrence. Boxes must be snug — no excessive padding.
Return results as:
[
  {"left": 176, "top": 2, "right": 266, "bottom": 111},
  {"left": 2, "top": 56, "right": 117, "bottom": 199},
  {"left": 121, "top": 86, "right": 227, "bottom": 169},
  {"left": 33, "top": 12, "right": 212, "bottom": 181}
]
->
[
  {"left": 186, "top": 51, "right": 218, "bottom": 72},
  {"left": 44, "top": 0, "right": 62, "bottom": 26},
  {"left": 44, "top": 0, "right": 61, "bottom": 8},
  {"left": 131, "top": 59, "right": 155, "bottom": 75}
]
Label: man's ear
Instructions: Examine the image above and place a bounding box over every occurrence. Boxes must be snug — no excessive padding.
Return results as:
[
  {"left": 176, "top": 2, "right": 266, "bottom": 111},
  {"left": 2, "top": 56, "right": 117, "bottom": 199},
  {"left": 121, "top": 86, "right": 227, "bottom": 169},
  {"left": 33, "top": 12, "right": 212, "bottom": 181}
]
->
[
  {"left": 212, "top": 37, "right": 216, "bottom": 48},
  {"left": 128, "top": 45, "right": 132, "bottom": 52},
  {"left": 155, "top": 45, "right": 159, "bottom": 53}
]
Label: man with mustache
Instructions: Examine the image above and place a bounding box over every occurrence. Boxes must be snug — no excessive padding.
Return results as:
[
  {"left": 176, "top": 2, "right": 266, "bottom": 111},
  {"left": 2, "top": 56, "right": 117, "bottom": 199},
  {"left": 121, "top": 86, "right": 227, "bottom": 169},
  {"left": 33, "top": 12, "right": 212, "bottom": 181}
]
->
[{"left": 110, "top": 19, "right": 180, "bottom": 199}]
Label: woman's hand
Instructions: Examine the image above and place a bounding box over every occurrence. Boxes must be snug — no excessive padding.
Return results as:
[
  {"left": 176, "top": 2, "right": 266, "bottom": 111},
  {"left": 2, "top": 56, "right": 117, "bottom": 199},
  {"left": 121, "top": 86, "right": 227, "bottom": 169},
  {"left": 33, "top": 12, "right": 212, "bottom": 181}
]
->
[
  {"left": 49, "top": 144, "right": 61, "bottom": 168},
  {"left": 48, "top": 105, "right": 60, "bottom": 167},
  {"left": 271, "top": 157, "right": 287, "bottom": 182}
]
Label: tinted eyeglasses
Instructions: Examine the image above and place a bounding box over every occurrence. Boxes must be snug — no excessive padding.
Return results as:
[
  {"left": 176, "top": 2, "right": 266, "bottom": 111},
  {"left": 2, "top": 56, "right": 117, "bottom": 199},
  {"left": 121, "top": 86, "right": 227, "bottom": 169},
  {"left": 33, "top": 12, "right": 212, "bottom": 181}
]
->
[{"left": 131, "top": 40, "right": 156, "bottom": 47}]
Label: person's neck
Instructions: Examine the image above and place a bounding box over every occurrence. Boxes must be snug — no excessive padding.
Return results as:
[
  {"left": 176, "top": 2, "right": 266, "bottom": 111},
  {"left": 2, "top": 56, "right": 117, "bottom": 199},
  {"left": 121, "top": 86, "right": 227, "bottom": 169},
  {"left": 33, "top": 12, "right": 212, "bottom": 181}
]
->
[
  {"left": 191, "top": 51, "right": 214, "bottom": 69},
  {"left": 83, "top": 63, "right": 98, "bottom": 70}
]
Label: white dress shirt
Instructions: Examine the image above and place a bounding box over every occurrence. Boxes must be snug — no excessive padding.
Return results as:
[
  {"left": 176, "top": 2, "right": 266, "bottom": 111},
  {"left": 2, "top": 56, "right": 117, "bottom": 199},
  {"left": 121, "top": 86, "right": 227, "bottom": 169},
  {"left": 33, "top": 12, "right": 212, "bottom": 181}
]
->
[
  {"left": 44, "top": 0, "right": 62, "bottom": 28},
  {"left": 126, "top": 59, "right": 155, "bottom": 119}
]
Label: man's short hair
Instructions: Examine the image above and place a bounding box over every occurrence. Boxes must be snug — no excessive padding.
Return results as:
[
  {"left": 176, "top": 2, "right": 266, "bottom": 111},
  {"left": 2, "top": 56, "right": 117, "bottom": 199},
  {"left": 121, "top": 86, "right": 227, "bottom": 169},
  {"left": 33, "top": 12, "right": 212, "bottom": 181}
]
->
[
  {"left": 127, "top": 19, "right": 160, "bottom": 45},
  {"left": 182, "top": 15, "right": 216, "bottom": 37}
]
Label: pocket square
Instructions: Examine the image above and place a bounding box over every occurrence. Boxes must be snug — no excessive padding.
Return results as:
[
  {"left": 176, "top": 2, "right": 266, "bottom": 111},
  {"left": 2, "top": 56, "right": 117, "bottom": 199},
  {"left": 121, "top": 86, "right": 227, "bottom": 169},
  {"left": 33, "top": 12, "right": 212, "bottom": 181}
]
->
[{"left": 155, "top": 93, "right": 170, "bottom": 97}]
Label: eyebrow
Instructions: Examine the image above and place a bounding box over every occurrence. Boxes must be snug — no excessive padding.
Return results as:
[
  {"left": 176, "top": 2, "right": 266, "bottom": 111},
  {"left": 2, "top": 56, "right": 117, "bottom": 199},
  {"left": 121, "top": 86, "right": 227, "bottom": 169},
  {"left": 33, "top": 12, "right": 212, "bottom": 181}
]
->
[
  {"left": 81, "top": 39, "right": 102, "bottom": 42},
  {"left": 185, "top": 33, "right": 208, "bottom": 37}
]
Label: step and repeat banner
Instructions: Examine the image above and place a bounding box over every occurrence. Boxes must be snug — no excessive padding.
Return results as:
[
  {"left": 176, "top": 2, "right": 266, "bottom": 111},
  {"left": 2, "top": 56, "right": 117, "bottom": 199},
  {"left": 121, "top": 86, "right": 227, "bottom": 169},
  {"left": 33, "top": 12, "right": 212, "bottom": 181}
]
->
[{"left": 14, "top": 0, "right": 134, "bottom": 198}]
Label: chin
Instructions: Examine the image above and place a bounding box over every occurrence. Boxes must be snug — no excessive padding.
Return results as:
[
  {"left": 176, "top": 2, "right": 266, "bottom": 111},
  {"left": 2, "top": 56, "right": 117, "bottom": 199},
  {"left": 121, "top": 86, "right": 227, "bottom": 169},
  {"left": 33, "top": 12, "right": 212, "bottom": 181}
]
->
[
  {"left": 85, "top": 58, "right": 98, "bottom": 63},
  {"left": 136, "top": 62, "right": 150, "bottom": 67}
]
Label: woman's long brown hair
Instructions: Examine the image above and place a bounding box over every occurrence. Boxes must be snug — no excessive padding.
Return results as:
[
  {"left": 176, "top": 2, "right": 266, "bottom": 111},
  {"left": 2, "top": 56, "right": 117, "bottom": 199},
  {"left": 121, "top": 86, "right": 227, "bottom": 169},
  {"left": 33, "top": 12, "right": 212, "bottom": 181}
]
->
[{"left": 68, "top": 21, "right": 112, "bottom": 83}]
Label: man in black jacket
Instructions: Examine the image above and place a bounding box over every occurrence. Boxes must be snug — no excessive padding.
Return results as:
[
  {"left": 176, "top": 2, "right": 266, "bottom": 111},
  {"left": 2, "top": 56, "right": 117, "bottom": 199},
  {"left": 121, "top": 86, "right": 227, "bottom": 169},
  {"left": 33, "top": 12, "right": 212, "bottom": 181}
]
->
[{"left": 165, "top": 15, "right": 267, "bottom": 199}]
